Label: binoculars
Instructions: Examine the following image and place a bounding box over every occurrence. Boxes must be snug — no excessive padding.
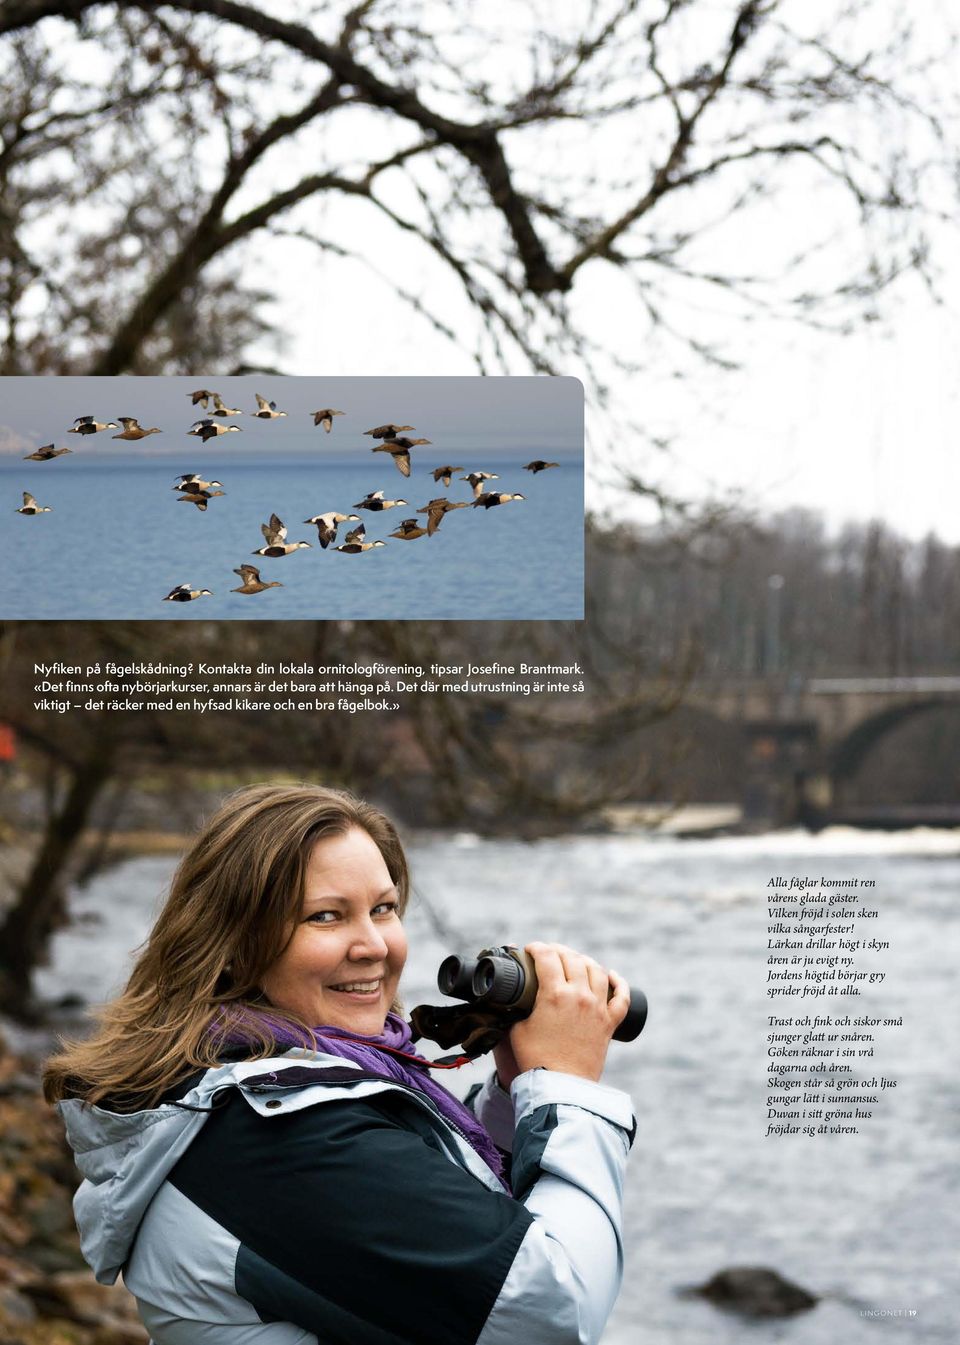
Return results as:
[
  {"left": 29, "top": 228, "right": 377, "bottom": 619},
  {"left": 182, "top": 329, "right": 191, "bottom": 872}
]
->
[{"left": 410, "top": 945, "right": 648, "bottom": 1058}]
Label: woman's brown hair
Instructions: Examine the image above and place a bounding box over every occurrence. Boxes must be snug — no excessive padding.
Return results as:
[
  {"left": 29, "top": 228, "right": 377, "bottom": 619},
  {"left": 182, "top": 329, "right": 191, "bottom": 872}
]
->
[{"left": 43, "top": 784, "right": 410, "bottom": 1109}]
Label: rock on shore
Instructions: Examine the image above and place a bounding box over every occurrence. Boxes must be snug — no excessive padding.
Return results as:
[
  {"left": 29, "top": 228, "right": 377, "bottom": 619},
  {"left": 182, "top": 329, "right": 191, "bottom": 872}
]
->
[
  {"left": 684, "top": 1265, "right": 818, "bottom": 1316},
  {"left": 0, "top": 1035, "right": 148, "bottom": 1344}
]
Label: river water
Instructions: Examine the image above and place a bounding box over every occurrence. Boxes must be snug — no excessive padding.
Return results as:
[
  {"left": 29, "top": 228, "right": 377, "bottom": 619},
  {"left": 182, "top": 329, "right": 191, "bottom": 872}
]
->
[{"left": 32, "top": 826, "right": 958, "bottom": 1344}]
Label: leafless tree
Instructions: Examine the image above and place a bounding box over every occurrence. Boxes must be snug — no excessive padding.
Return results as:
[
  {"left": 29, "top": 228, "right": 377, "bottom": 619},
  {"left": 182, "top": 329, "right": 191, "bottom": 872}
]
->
[
  {"left": 588, "top": 507, "right": 960, "bottom": 676},
  {"left": 0, "top": 0, "right": 955, "bottom": 407}
]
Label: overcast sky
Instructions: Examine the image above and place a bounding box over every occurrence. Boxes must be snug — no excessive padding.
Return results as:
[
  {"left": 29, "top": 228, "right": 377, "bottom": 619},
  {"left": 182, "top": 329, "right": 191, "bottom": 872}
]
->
[
  {"left": 603, "top": 293, "right": 960, "bottom": 544},
  {"left": 228, "top": 258, "right": 960, "bottom": 543},
  {"left": 190, "top": 207, "right": 958, "bottom": 545}
]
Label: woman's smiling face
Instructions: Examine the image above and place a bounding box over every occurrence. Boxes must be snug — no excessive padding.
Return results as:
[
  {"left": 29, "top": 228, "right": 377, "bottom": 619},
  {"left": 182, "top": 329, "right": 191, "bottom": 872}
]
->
[{"left": 260, "top": 826, "right": 407, "bottom": 1035}]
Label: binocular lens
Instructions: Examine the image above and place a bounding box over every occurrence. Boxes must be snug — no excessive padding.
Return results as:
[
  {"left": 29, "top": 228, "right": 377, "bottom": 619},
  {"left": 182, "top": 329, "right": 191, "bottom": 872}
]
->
[
  {"left": 471, "top": 955, "right": 523, "bottom": 1006},
  {"left": 615, "top": 989, "right": 647, "bottom": 1042},
  {"left": 471, "top": 961, "right": 494, "bottom": 997},
  {"left": 437, "top": 955, "right": 478, "bottom": 1001}
]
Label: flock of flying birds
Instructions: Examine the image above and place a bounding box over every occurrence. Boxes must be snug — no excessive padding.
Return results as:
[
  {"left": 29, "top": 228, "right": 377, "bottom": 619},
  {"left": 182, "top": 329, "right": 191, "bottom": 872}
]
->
[{"left": 13, "top": 389, "right": 562, "bottom": 603}]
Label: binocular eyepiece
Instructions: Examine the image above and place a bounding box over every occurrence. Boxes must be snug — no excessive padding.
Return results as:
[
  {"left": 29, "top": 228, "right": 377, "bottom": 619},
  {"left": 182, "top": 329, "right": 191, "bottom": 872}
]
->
[{"left": 438, "top": 946, "right": 647, "bottom": 1043}]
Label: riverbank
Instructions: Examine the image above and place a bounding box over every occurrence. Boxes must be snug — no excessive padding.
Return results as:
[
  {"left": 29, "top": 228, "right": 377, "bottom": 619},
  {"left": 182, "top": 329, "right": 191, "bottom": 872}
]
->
[{"left": 0, "top": 1036, "right": 147, "bottom": 1343}]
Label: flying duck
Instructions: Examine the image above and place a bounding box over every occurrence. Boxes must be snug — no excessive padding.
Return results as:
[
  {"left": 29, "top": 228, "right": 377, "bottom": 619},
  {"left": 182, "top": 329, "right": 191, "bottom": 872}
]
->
[
  {"left": 177, "top": 489, "right": 226, "bottom": 511},
  {"left": 311, "top": 409, "right": 345, "bottom": 432},
  {"left": 188, "top": 390, "right": 216, "bottom": 408},
  {"left": 188, "top": 420, "right": 242, "bottom": 442},
  {"left": 172, "top": 474, "right": 224, "bottom": 492},
  {"left": 354, "top": 490, "right": 408, "bottom": 512},
  {"left": 163, "top": 584, "right": 213, "bottom": 602},
  {"left": 523, "top": 460, "right": 560, "bottom": 473},
  {"left": 113, "top": 417, "right": 162, "bottom": 441},
  {"left": 69, "top": 416, "right": 119, "bottom": 435},
  {"left": 303, "top": 511, "right": 361, "bottom": 548},
  {"left": 209, "top": 393, "right": 242, "bottom": 417},
  {"left": 232, "top": 564, "right": 283, "bottom": 594},
  {"left": 16, "top": 491, "right": 52, "bottom": 514},
  {"left": 372, "top": 437, "right": 431, "bottom": 477},
  {"left": 416, "top": 497, "right": 469, "bottom": 535},
  {"left": 253, "top": 513, "right": 311, "bottom": 557},
  {"left": 253, "top": 393, "right": 288, "bottom": 419},
  {"left": 389, "top": 518, "right": 428, "bottom": 540},
  {"left": 461, "top": 471, "right": 499, "bottom": 498},
  {"left": 472, "top": 492, "right": 525, "bottom": 509},
  {"left": 335, "top": 538, "right": 387, "bottom": 554},
  {"left": 23, "top": 444, "right": 71, "bottom": 461},
  {"left": 431, "top": 465, "right": 464, "bottom": 487},
  {"left": 364, "top": 423, "right": 415, "bottom": 439}
]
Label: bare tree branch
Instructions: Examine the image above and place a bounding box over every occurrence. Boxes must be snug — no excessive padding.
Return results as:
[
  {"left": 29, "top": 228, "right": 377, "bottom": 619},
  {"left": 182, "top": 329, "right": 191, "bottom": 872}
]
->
[{"left": 0, "top": 0, "right": 955, "bottom": 425}]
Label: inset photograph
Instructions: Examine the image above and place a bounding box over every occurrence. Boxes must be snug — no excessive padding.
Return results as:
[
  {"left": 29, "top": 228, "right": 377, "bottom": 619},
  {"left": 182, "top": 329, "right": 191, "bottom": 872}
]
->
[{"left": 0, "top": 376, "right": 583, "bottom": 620}]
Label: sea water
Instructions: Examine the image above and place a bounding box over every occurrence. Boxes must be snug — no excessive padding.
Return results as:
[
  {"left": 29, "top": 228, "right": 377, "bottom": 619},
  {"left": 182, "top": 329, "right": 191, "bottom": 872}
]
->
[{"left": 1, "top": 452, "right": 583, "bottom": 620}]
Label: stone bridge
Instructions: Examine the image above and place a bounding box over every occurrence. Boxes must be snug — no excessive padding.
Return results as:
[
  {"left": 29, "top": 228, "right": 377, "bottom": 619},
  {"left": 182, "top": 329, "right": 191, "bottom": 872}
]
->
[{"left": 687, "top": 676, "right": 960, "bottom": 828}]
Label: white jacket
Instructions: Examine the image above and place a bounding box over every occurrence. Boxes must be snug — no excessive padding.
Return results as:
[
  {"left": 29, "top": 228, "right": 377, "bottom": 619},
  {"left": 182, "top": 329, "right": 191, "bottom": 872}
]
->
[{"left": 60, "top": 1053, "right": 635, "bottom": 1345}]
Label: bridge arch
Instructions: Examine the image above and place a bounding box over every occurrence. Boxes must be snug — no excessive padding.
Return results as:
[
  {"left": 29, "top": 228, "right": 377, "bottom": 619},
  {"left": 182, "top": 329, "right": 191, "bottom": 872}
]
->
[{"left": 830, "top": 698, "right": 960, "bottom": 783}]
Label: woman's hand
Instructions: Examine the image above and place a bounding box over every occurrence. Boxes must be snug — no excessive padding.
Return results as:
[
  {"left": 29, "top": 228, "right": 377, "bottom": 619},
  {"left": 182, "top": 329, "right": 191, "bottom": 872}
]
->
[
  {"left": 491, "top": 1034, "right": 521, "bottom": 1092},
  {"left": 501, "top": 942, "right": 629, "bottom": 1083}
]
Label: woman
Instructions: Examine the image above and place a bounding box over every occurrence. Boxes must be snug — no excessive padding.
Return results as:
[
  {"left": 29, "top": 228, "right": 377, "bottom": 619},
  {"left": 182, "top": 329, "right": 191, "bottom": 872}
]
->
[{"left": 45, "top": 783, "right": 635, "bottom": 1345}]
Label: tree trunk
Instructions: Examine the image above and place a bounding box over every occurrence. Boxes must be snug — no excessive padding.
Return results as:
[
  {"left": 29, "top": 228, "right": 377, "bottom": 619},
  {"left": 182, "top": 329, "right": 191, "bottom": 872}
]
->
[{"left": 0, "top": 741, "right": 117, "bottom": 1017}]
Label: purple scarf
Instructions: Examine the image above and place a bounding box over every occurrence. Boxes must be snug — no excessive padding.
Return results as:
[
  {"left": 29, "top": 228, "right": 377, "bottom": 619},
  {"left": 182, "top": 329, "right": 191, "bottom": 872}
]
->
[{"left": 216, "top": 1009, "right": 508, "bottom": 1187}]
